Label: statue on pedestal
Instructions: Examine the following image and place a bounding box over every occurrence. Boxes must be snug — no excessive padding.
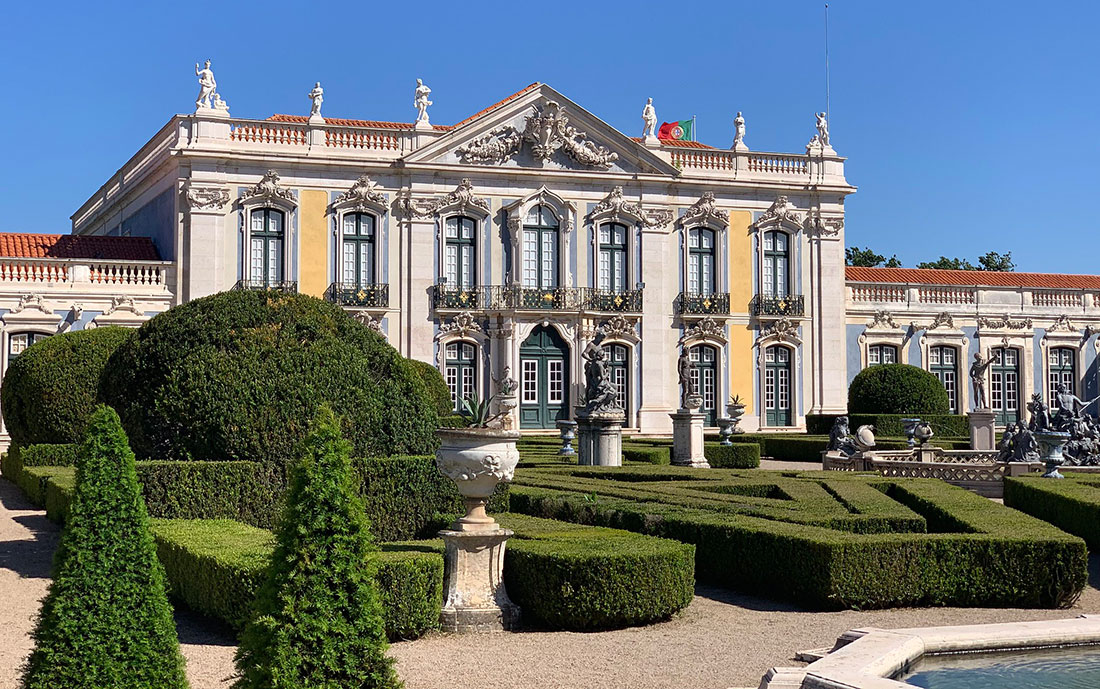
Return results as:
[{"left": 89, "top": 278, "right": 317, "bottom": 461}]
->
[
  {"left": 195, "top": 60, "right": 217, "bottom": 109},
  {"left": 827, "top": 416, "right": 858, "bottom": 457},
  {"left": 414, "top": 79, "right": 433, "bottom": 125},
  {"left": 733, "top": 111, "right": 746, "bottom": 148},
  {"left": 580, "top": 329, "right": 620, "bottom": 415},
  {"left": 677, "top": 348, "right": 697, "bottom": 409},
  {"left": 1052, "top": 383, "right": 1100, "bottom": 431},
  {"left": 308, "top": 82, "right": 324, "bottom": 117},
  {"left": 815, "top": 112, "right": 830, "bottom": 147},
  {"left": 641, "top": 98, "right": 657, "bottom": 139},
  {"left": 969, "top": 352, "right": 994, "bottom": 410}
]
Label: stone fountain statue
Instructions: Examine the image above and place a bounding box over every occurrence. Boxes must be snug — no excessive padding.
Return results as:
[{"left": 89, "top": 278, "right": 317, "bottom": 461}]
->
[{"left": 575, "top": 327, "right": 625, "bottom": 467}]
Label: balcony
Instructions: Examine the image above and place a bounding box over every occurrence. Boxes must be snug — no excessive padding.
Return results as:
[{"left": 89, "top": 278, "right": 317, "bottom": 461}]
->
[
  {"left": 488, "top": 286, "right": 581, "bottom": 310},
  {"left": 750, "top": 294, "right": 805, "bottom": 317},
  {"left": 233, "top": 279, "right": 298, "bottom": 293},
  {"left": 676, "top": 292, "right": 730, "bottom": 315},
  {"left": 432, "top": 285, "right": 484, "bottom": 310},
  {"left": 325, "top": 282, "right": 389, "bottom": 308},
  {"left": 581, "top": 288, "right": 643, "bottom": 313}
]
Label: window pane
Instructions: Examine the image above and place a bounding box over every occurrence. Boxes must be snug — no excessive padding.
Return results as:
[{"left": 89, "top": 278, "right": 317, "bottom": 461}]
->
[
  {"left": 522, "top": 360, "right": 538, "bottom": 403},
  {"left": 268, "top": 211, "right": 282, "bottom": 233},
  {"left": 541, "top": 230, "right": 557, "bottom": 288},
  {"left": 445, "top": 245, "right": 457, "bottom": 286},
  {"left": 345, "top": 215, "right": 357, "bottom": 235},
  {"left": 522, "top": 231, "right": 538, "bottom": 287},
  {"left": 548, "top": 360, "right": 564, "bottom": 403},
  {"left": 360, "top": 241, "right": 372, "bottom": 285},
  {"left": 445, "top": 216, "right": 458, "bottom": 239},
  {"left": 344, "top": 241, "right": 356, "bottom": 284}
]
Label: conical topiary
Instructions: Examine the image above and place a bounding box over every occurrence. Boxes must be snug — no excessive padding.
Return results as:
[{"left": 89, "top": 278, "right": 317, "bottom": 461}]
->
[
  {"left": 233, "top": 406, "right": 401, "bottom": 689},
  {"left": 22, "top": 405, "right": 189, "bottom": 689}
]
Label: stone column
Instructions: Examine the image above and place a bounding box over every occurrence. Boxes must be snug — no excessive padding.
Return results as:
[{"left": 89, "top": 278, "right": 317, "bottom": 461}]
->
[
  {"left": 968, "top": 409, "right": 997, "bottom": 450},
  {"left": 405, "top": 214, "right": 436, "bottom": 361},
  {"left": 575, "top": 410, "right": 624, "bottom": 466},
  {"left": 637, "top": 223, "right": 677, "bottom": 433},
  {"left": 182, "top": 181, "right": 232, "bottom": 301},
  {"left": 670, "top": 405, "right": 709, "bottom": 468}
]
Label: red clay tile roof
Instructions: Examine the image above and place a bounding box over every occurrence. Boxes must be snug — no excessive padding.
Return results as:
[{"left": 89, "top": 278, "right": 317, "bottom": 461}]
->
[
  {"left": 268, "top": 114, "right": 453, "bottom": 131},
  {"left": 846, "top": 266, "right": 1100, "bottom": 290},
  {"left": 629, "top": 137, "right": 715, "bottom": 149},
  {"left": 0, "top": 233, "right": 161, "bottom": 261}
]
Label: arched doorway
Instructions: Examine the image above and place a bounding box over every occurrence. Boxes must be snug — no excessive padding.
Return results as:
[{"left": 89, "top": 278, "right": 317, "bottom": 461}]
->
[
  {"left": 689, "top": 344, "right": 719, "bottom": 426},
  {"left": 764, "top": 345, "right": 793, "bottom": 427},
  {"left": 519, "top": 325, "right": 570, "bottom": 429}
]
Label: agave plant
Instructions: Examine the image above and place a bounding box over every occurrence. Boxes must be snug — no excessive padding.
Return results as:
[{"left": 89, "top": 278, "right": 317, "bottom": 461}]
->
[{"left": 459, "top": 389, "right": 503, "bottom": 428}]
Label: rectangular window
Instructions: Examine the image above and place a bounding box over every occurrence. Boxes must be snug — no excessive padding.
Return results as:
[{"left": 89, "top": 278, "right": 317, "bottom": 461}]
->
[
  {"left": 541, "top": 231, "right": 557, "bottom": 288},
  {"left": 701, "top": 366, "right": 715, "bottom": 412},
  {"left": 522, "top": 230, "right": 538, "bottom": 288},
  {"left": 521, "top": 359, "right": 538, "bottom": 403},
  {"left": 9, "top": 334, "right": 28, "bottom": 357},
  {"left": 548, "top": 360, "right": 564, "bottom": 403}
]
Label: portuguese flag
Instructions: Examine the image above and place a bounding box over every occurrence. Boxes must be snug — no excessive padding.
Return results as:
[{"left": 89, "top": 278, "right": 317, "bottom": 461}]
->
[{"left": 658, "top": 119, "right": 694, "bottom": 141}]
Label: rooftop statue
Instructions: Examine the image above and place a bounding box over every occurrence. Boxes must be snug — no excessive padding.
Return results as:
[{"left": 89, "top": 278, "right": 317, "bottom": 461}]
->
[
  {"left": 815, "top": 111, "right": 830, "bottom": 147},
  {"left": 195, "top": 60, "right": 217, "bottom": 109},
  {"left": 308, "top": 82, "right": 324, "bottom": 117},
  {"left": 414, "top": 78, "right": 433, "bottom": 125},
  {"left": 641, "top": 98, "right": 657, "bottom": 139},
  {"left": 733, "top": 111, "right": 746, "bottom": 149}
]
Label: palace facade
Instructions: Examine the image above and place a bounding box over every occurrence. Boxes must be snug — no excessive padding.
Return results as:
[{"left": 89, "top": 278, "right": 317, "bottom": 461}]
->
[{"left": 63, "top": 81, "right": 855, "bottom": 435}]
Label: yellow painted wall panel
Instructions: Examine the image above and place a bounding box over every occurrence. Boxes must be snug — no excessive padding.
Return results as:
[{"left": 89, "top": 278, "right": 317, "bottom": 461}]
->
[
  {"left": 298, "top": 189, "right": 328, "bottom": 297},
  {"left": 729, "top": 322, "right": 754, "bottom": 413},
  {"left": 729, "top": 210, "right": 754, "bottom": 413}
]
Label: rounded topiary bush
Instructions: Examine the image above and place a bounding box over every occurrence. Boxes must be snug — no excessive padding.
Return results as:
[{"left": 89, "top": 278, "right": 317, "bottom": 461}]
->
[
  {"left": 1, "top": 326, "right": 132, "bottom": 447},
  {"left": 98, "top": 290, "right": 439, "bottom": 462},
  {"left": 407, "top": 358, "right": 452, "bottom": 416},
  {"left": 848, "top": 363, "right": 950, "bottom": 415}
]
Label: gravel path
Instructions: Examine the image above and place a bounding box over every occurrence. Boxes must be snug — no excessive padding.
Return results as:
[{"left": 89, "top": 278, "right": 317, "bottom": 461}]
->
[{"left": 4, "top": 475, "right": 1099, "bottom": 689}]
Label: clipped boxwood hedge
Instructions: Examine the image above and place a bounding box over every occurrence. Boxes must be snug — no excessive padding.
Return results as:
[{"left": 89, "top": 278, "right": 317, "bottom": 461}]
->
[
  {"left": 704, "top": 442, "right": 760, "bottom": 468},
  {"left": 407, "top": 359, "right": 453, "bottom": 416},
  {"left": 622, "top": 444, "right": 670, "bottom": 465},
  {"left": 848, "top": 364, "right": 950, "bottom": 415},
  {"left": 98, "top": 290, "right": 439, "bottom": 463},
  {"left": 806, "top": 414, "right": 969, "bottom": 438},
  {"left": 0, "top": 326, "right": 132, "bottom": 447},
  {"left": 1004, "top": 475, "right": 1100, "bottom": 551},
  {"left": 150, "top": 519, "right": 443, "bottom": 640},
  {"left": 510, "top": 466, "right": 1086, "bottom": 610}
]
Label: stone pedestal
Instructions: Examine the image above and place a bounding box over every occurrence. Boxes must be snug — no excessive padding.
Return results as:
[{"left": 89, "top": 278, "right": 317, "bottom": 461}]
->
[
  {"left": 439, "top": 528, "right": 520, "bottom": 632},
  {"left": 968, "top": 409, "right": 997, "bottom": 451},
  {"left": 670, "top": 408, "right": 709, "bottom": 468},
  {"left": 576, "top": 411, "right": 624, "bottom": 466}
]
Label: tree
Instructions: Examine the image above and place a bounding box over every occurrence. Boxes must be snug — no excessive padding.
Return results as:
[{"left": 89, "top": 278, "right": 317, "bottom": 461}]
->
[
  {"left": 845, "top": 246, "right": 902, "bottom": 268},
  {"left": 916, "top": 256, "right": 978, "bottom": 271},
  {"left": 22, "top": 406, "right": 188, "bottom": 689},
  {"left": 233, "top": 407, "right": 401, "bottom": 689},
  {"left": 916, "top": 251, "right": 1015, "bottom": 272}
]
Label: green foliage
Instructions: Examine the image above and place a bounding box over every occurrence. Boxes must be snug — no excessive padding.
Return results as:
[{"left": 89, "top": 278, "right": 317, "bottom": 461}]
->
[
  {"left": 498, "top": 513, "right": 694, "bottom": 630},
  {"left": 704, "top": 442, "right": 760, "bottom": 468},
  {"left": 916, "top": 256, "right": 979, "bottom": 270},
  {"left": 98, "top": 290, "right": 438, "bottom": 463},
  {"left": 622, "top": 443, "right": 670, "bottom": 465},
  {"left": 509, "top": 466, "right": 1087, "bottom": 610},
  {"left": 1, "top": 327, "right": 131, "bottom": 446},
  {"left": 135, "top": 461, "right": 284, "bottom": 527},
  {"left": 233, "top": 407, "right": 400, "bottom": 689},
  {"left": 1004, "top": 475, "right": 1100, "bottom": 551},
  {"left": 406, "top": 359, "right": 452, "bottom": 416},
  {"left": 22, "top": 406, "right": 187, "bottom": 689},
  {"left": 916, "top": 251, "right": 1015, "bottom": 272},
  {"left": 806, "top": 414, "right": 970, "bottom": 438},
  {"left": 846, "top": 246, "right": 901, "bottom": 268},
  {"left": 151, "top": 519, "right": 443, "bottom": 640},
  {"left": 848, "top": 364, "right": 951, "bottom": 415},
  {"left": 458, "top": 389, "right": 499, "bottom": 428}
]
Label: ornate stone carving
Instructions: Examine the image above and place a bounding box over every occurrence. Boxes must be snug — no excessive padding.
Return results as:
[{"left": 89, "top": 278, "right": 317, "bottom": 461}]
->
[
  {"left": 353, "top": 311, "right": 384, "bottom": 333},
  {"left": 681, "top": 192, "right": 726, "bottom": 227},
  {"left": 194, "top": 60, "right": 227, "bottom": 111},
  {"left": 333, "top": 175, "right": 387, "bottom": 212},
  {"left": 185, "top": 183, "right": 231, "bottom": 211},
  {"left": 414, "top": 78, "right": 432, "bottom": 125},
  {"left": 814, "top": 112, "right": 830, "bottom": 146},
  {"left": 979, "top": 315, "right": 1034, "bottom": 330},
  {"left": 928, "top": 312, "right": 956, "bottom": 330},
  {"left": 12, "top": 294, "right": 49, "bottom": 314},
  {"left": 752, "top": 196, "right": 802, "bottom": 229},
  {"left": 760, "top": 317, "right": 798, "bottom": 342},
  {"left": 244, "top": 170, "right": 296, "bottom": 204},
  {"left": 732, "top": 111, "right": 746, "bottom": 149},
  {"left": 106, "top": 295, "right": 142, "bottom": 315},
  {"left": 642, "top": 207, "right": 675, "bottom": 229},
  {"left": 601, "top": 314, "right": 637, "bottom": 339},
  {"left": 426, "top": 178, "right": 490, "bottom": 216},
  {"left": 308, "top": 82, "right": 324, "bottom": 117},
  {"left": 1048, "top": 315, "right": 1077, "bottom": 332},
  {"left": 641, "top": 98, "right": 657, "bottom": 139},
  {"left": 590, "top": 186, "right": 644, "bottom": 222},
  {"left": 439, "top": 311, "right": 483, "bottom": 338},
  {"left": 804, "top": 209, "right": 843, "bottom": 237},
  {"left": 682, "top": 316, "right": 726, "bottom": 342},
  {"left": 456, "top": 101, "right": 619, "bottom": 169},
  {"left": 436, "top": 452, "right": 514, "bottom": 483},
  {"left": 867, "top": 311, "right": 899, "bottom": 330}
]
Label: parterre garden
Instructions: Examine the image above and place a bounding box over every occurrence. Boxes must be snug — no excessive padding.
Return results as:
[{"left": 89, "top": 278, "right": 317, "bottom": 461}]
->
[{"left": 0, "top": 291, "right": 1093, "bottom": 687}]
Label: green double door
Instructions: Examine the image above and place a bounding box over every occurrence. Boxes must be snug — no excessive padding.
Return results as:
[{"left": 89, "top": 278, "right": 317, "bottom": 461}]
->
[{"left": 519, "top": 325, "right": 569, "bottom": 429}]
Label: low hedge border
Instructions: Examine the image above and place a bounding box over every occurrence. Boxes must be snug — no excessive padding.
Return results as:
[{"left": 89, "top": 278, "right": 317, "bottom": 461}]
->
[
  {"left": 704, "top": 442, "right": 760, "bottom": 468},
  {"left": 806, "top": 414, "right": 970, "bottom": 438},
  {"left": 1004, "top": 475, "right": 1100, "bottom": 551},
  {"left": 150, "top": 519, "right": 443, "bottom": 640},
  {"left": 509, "top": 467, "right": 1086, "bottom": 610},
  {"left": 622, "top": 444, "right": 670, "bottom": 465}
]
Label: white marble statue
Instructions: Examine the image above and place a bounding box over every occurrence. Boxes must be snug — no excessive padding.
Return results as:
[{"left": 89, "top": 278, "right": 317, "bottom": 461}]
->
[
  {"left": 195, "top": 60, "right": 217, "bottom": 109},
  {"left": 642, "top": 98, "right": 657, "bottom": 138},
  {"left": 815, "top": 111, "right": 830, "bottom": 146},
  {"left": 308, "top": 82, "right": 324, "bottom": 117},
  {"left": 414, "top": 78, "right": 433, "bottom": 125},
  {"left": 733, "top": 111, "right": 746, "bottom": 148}
]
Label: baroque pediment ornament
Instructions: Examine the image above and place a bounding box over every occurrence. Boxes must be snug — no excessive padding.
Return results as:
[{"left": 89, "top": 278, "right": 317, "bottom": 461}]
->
[
  {"left": 680, "top": 192, "right": 727, "bottom": 228},
  {"left": 456, "top": 101, "right": 619, "bottom": 169},
  {"left": 106, "top": 295, "right": 142, "bottom": 315},
  {"left": 12, "top": 294, "right": 49, "bottom": 314},
  {"left": 588, "top": 186, "right": 674, "bottom": 230},
  {"left": 602, "top": 314, "right": 638, "bottom": 339},
  {"left": 185, "top": 183, "right": 230, "bottom": 211},
  {"left": 427, "top": 178, "right": 490, "bottom": 216},
  {"left": 760, "top": 317, "right": 799, "bottom": 343},
  {"left": 681, "top": 316, "right": 727, "bottom": 343},
  {"left": 333, "top": 175, "right": 387, "bottom": 212},
  {"left": 804, "top": 209, "right": 843, "bottom": 237},
  {"left": 1048, "top": 314, "right": 1076, "bottom": 332},
  {"left": 244, "top": 170, "right": 296, "bottom": 204},
  {"left": 353, "top": 311, "right": 384, "bottom": 334},
  {"left": 867, "top": 310, "right": 899, "bottom": 330},
  {"left": 928, "top": 312, "right": 955, "bottom": 330},
  {"left": 979, "top": 315, "right": 1033, "bottom": 330},
  {"left": 752, "top": 196, "right": 803, "bottom": 230},
  {"left": 438, "top": 311, "right": 483, "bottom": 338}
]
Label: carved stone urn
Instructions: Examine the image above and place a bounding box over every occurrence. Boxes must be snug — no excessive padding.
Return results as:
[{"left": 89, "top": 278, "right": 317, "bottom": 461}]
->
[
  {"left": 726, "top": 399, "right": 747, "bottom": 434},
  {"left": 434, "top": 427, "right": 521, "bottom": 632}
]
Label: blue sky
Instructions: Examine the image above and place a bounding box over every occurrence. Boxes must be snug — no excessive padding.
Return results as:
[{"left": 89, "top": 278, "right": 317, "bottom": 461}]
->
[{"left": 3, "top": 0, "right": 1097, "bottom": 272}]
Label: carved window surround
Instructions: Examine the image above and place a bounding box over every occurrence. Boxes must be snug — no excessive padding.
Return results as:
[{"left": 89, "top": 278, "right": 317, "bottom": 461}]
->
[
  {"left": 678, "top": 193, "right": 729, "bottom": 296},
  {"left": 754, "top": 340, "right": 801, "bottom": 430},
  {"left": 237, "top": 171, "right": 299, "bottom": 285},
  {"left": 859, "top": 328, "right": 908, "bottom": 368},
  {"left": 586, "top": 187, "right": 646, "bottom": 292},
  {"left": 503, "top": 187, "right": 577, "bottom": 288},
  {"left": 328, "top": 175, "right": 390, "bottom": 288}
]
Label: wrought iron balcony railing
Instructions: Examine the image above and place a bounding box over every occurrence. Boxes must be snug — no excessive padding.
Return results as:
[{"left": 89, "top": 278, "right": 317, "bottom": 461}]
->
[
  {"left": 750, "top": 294, "right": 805, "bottom": 317},
  {"left": 675, "top": 291, "right": 730, "bottom": 315},
  {"left": 432, "top": 285, "right": 485, "bottom": 310},
  {"left": 325, "top": 282, "right": 389, "bottom": 308},
  {"left": 488, "top": 286, "right": 582, "bottom": 310},
  {"left": 233, "top": 279, "right": 298, "bottom": 293},
  {"left": 581, "top": 288, "right": 643, "bottom": 313}
]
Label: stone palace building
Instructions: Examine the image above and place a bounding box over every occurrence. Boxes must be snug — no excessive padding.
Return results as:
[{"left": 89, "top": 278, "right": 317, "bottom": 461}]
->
[{"left": 2, "top": 69, "right": 1096, "bottom": 445}]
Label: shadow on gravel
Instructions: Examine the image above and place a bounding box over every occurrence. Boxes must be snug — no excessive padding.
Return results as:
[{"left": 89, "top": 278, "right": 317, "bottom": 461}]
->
[
  {"left": 0, "top": 480, "right": 59, "bottom": 580},
  {"left": 1089, "top": 555, "right": 1100, "bottom": 592},
  {"left": 694, "top": 584, "right": 806, "bottom": 613},
  {"left": 175, "top": 608, "right": 237, "bottom": 648}
]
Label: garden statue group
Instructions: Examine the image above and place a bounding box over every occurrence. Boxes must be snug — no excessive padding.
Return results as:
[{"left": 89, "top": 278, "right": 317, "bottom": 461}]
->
[
  {"left": 827, "top": 416, "right": 877, "bottom": 457},
  {"left": 997, "top": 383, "right": 1100, "bottom": 465}
]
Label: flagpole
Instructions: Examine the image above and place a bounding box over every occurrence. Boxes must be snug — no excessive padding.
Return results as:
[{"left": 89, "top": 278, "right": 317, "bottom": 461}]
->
[
  {"left": 825, "top": 3, "right": 831, "bottom": 125},
  {"left": 692, "top": 114, "right": 697, "bottom": 142}
]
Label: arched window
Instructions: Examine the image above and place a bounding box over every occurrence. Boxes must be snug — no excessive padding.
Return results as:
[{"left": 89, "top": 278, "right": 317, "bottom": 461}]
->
[
  {"left": 522, "top": 205, "right": 559, "bottom": 289},
  {"left": 444, "top": 342, "right": 477, "bottom": 412},
  {"left": 868, "top": 343, "right": 899, "bottom": 366},
  {"left": 764, "top": 345, "right": 793, "bottom": 426},
  {"left": 990, "top": 347, "right": 1020, "bottom": 426},
  {"left": 603, "top": 343, "right": 629, "bottom": 413},
  {"left": 762, "top": 231, "right": 790, "bottom": 298},
  {"left": 342, "top": 213, "right": 376, "bottom": 288},
  {"left": 689, "top": 344, "right": 719, "bottom": 425},
  {"left": 688, "top": 228, "right": 716, "bottom": 296},
  {"left": 1049, "top": 347, "right": 1076, "bottom": 402},
  {"left": 250, "top": 208, "right": 285, "bottom": 286},
  {"left": 9, "top": 332, "right": 48, "bottom": 359},
  {"left": 598, "top": 223, "right": 628, "bottom": 293},
  {"left": 929, "top": 345, "right": 958, "bottom": 413},
  {"left": 445, "top": 216, "right": 476, "bottom": 290}
]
